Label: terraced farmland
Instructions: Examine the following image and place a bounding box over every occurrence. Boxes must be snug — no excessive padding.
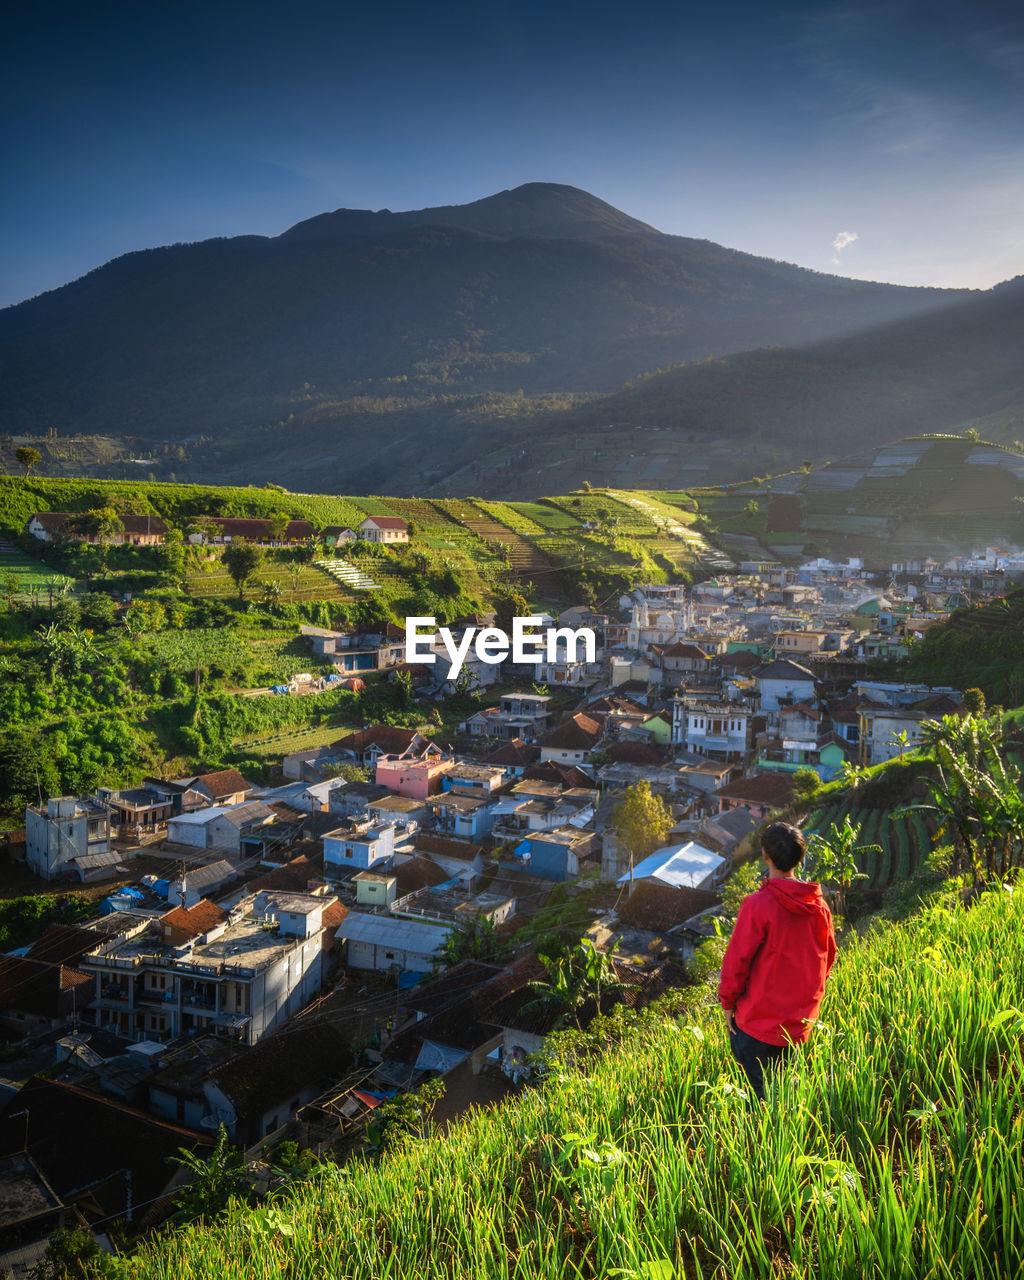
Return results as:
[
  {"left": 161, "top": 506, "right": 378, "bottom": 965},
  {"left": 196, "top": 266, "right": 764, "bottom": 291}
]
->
[
  {"left": 803, "top": 797, "right": 936, "bottom": 890},
  {"left": 443, "top": 502, "right": 552, "bottom": 581}
]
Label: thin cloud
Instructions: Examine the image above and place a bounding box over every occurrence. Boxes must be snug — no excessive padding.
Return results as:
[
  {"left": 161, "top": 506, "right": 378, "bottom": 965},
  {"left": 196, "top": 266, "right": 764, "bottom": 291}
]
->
[{"left": 831, "top": 229, "right": 858, "bottom": 264}]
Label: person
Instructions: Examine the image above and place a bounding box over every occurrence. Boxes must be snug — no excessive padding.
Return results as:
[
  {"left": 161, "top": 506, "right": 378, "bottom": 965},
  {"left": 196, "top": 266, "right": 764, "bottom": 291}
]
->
[{"left": 718, "top": 822, "right": 837, "bottom": 1099}]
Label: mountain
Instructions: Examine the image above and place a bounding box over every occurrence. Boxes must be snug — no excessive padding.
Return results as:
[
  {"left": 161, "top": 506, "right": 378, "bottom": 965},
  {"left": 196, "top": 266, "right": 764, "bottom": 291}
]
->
[{"left": 0, "top": 183, "right": 967, "bottom": 482}]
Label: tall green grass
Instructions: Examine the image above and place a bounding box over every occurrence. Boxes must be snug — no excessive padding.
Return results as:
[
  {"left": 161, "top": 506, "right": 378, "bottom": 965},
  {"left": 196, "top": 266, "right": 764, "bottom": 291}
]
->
[{"left": 117, "top": 884, "right": 1024, "bottom": 1279}]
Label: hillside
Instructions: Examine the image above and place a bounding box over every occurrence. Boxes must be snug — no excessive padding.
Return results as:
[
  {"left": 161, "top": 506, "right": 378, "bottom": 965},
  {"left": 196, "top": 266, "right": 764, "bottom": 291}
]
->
[
  {"left": 457, "top": 279, "right": 1024, "bottom": 496},
  {"left": 0, "top": 183, "right": 967, "bottom": 493},
  {"left": 678, "top": 434, "right": 1024, "bottom": 565},
  {"left": 110, "top": 882, "right": 1024, "bottom": 1279}
]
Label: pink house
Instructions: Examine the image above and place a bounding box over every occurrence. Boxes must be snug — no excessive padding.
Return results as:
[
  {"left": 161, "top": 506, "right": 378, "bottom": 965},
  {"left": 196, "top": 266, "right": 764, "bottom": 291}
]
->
[{"left": 375, "top": 754, "right": 453, "bottom": 800}]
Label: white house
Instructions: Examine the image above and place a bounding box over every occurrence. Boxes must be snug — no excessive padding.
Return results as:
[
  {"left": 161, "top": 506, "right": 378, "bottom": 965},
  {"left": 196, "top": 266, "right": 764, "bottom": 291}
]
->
[
  {"left": 323, "top": 821, "right": 396, "bottom": 873},
  {"left": 616, "top": 841, "right": 728, "bottom": 895},
  {"left": 754, "top": 660, "right": 817, "bottom": 713},
  {"left": 672, "top": 699, "right": 752, "bottom": 761},
  {"left": 358, "top": 516, "right": 409, "bottom": 544},
  {"left": 166, "top": 802, "right": 275, "bottom": 856},
  {"left": 25, "top": 796, "right": 112, "bottom": 881}
]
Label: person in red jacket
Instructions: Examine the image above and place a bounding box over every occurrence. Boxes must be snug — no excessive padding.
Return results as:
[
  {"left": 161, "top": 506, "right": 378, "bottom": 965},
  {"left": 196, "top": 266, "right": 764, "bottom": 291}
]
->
[{"left": 718, "top": 822, "right": 836, "bottom": 1099}]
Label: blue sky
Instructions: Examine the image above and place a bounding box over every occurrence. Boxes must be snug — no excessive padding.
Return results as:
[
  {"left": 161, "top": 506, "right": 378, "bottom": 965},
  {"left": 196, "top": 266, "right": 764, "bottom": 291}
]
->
[{"left": 2, "top": 0, "right": 1023, "bottom": 306}]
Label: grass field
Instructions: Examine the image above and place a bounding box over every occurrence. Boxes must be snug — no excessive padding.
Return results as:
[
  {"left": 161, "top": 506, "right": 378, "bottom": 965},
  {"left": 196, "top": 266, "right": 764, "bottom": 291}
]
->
[
  {"left": 183, "top": 559, "right": 352, "bottom": 603},
  {"left": 230, "top": 718, "right": 360, "bottom": 757},
  {"left": 115, "top": 883, "right": 1024, "bottom": 1280},
  {"left": 0, "top": 539, "right": 75, "bottom": 597}
]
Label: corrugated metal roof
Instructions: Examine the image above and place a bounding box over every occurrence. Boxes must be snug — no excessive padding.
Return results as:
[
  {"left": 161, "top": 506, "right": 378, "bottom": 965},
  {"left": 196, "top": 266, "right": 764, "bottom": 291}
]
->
[{"left": 339, "top": 912, "right": 451, "bottom": 952}]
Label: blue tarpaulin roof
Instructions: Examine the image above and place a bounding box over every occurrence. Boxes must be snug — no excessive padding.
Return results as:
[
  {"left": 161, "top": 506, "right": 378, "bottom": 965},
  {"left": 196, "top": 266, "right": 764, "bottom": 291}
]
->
[{"left": 153, "top": 879, "right": 170, "bottom": 898}]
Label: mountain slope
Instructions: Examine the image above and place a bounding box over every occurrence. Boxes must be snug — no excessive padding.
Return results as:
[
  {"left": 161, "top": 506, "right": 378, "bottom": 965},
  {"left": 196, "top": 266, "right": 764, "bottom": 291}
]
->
[{"left": 0, "top": 183, "right": 964, "bottom": 450}]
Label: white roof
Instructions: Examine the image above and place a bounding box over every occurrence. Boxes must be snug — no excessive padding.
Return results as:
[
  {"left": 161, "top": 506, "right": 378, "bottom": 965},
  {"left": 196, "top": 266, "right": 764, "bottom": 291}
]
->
[
  {"left": 617, "top": 841, "right": 725, "bottom": 889},
  {"left": 338, "top": 911, "right": 451, "bottom": 954},
  {"left": 168, "top": 805, "right": 233, "bottom": 827}
]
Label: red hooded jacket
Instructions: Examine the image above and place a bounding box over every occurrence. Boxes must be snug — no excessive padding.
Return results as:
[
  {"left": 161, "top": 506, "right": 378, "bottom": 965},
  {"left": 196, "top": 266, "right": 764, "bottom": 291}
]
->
[{"left": 718, "top": 877, "right": 836, "bottom": 1046}]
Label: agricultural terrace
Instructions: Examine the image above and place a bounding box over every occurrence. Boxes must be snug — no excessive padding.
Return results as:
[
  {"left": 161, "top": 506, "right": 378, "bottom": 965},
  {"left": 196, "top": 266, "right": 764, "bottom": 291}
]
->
[
  {"left": 115, "top": 883, "right": 1024, "bottom": 1280},
  {"left": 803, "top": 798, "right": 935, "bottom": 890}
]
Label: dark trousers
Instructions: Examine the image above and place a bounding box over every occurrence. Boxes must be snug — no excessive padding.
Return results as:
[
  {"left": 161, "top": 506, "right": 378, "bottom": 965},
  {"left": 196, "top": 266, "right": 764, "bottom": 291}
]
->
[{"left": 729, "top": 1025, "right": 793, "bottom": 1100}]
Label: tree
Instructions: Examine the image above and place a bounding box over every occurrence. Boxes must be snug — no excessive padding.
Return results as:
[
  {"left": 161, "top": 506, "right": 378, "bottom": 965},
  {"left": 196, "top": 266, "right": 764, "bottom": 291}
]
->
[
  {"left": 258, "top": 579, "right": 282, "bottom": 608},
  {"left": 520, "top": 940, "right": 625, "bottom": 1032},
  {"left": 962, "top": 687, "right": 986, "bottom": 717},
  {"left": 806, "top": 816, "right": 877, "bottom": 919},
  {"left": 16, "top": 445, "right": 41, "bottom": 478},
  {"left": 26, "top": 1227, "right": 103, "bottom": 1280},
  {"left": 160, "top": 528, "right": 186, "bottom": 583},
  {"left": 2, "top": 572, "right": 20, "bottom": 610},
  {"left": 720, "top": 860, "right": 763, "bottom": 924},
  {"left": 441, "top": 913, "right": 512, "bottom": 966},
  {"left": 366, "top": 1078, "right": 445, "bottom": 1156},
  {"left": 791, "top": 767, "right": 821, "bottom": 803},
  {"left": 169, "top": 1124, "right": 249, "bottom": 1223},
  {"left": 612, "top": 780, "right": 673, "bottom": 892},
  {"left": 267, "top": 511, "right": 290, "bottom": 541},
  {"left": 222, "top": 540, "right": 265, "bottom": 602},
  {"left": 905, "top": 712, "right": 1024, "bottom": 886},
  {"left": 70, "top": 507, "right": 123, "bottom": 542}
]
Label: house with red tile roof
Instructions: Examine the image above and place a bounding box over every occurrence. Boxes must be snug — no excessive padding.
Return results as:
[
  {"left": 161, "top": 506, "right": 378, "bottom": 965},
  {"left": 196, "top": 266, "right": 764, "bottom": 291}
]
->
[
  {"left": 358, "top": 515, "right": 409, "bottom": 543},
  {"left": 535, "top": 713, "right": 602, "bottom": 766}
]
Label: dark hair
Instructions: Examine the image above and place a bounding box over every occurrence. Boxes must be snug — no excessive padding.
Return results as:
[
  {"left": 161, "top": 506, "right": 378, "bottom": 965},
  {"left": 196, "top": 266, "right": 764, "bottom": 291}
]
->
[{"left": 761, "top": 822, "right": 806, "bottom": 872}]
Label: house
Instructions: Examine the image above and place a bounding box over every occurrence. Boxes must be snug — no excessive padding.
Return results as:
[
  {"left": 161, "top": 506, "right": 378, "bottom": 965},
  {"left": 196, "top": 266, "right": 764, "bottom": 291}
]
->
[
  {"left": 327, "top": 780, "right": 391, "bottom": 818},
  {"left": 503, "top": 827, "right": 596, "bottom": 882},
  {"left": 650, "top": 641, "right": 713, "bottom": 675},
  {"left": 695, "top": 807, "right": 759, "bottom": 859},
  {"left": 426, "top": 790, "right": 497, "bottom": 842},
  {"left": 26, "top": 511, "right": 168, "bottom": 545},
  {"left": 358, "top": 516, "right": 409, "bottom": 544},
  {"left": 80, "top": 892, "right": 339, "bottom": 1045},
  {"left": 0, "top": 956, "right": 93, "bottom": 1036},
  {"left": 332, "top": 726, "right": 442, "bottom": 768},
  {"left": 366, "top": 794, "right": 430, "bottom": 832},
  {"left": 336, "top": 912, "right": 451, "bottom": 974},
  {"left": 160, "top": 899, "right": 230, "bottom": 945},
  {"left": 323, "top": 820, "right": 396, "bottom": 873},
  {"left": 198, "top": 1023, "right": 353, "bottom": 1143},
  {"left": 322, "top": 526, "right": 358, "bottom": 547},
  {"left": 165, "top": 801, "right": 276, "bottom": 857},
  {"left": 672, "top": 698, "right": 752, "bottom": 761},
  {"left": 674, "top": 758, "right": 735, "bottom": 795},
  {"left": 442, "top": 763, "right": 508, "bottom": 796},
  {"left": 535, "top": 713, "right": 602, "bottom": 765},
  {"left": 617, "top": 881, "right": 721, "bottom": 936},
  {"left": 352, "top": 868, "right": 398, "bottom": 910},
  {"left": 191, "top": 770, "right": 257, "bottom": 807},
  {"left": 480, "top": 739, "right": 541, "bottom": 776},
  {"left": 616, "top": 841, "right": 728, "bottom": 894},
  {"left": 753, "top": 660, "right": 817, "bottom": 713},
  {"left": 301, "top": 625, "right": 405, "bottom": 672},
  {"left": 25, "top": 796, "right": 112, "bottom": 881},
  {"left": 95, "top": 785, "right": 176, "bottom": 837},
  {"left": 375, "top": 753, "right": 453, "bottom": 799},
  {"left": 715, "top": 772, "right": 796, "bottom": 819},
  {"left": 774, "top": 630, "right": 828, "bottom": 656},
  {"left": 464, "top": 693, "right": 553, "bottom": 742},
  {"left": 858, "top": 705, "right": 931, "bottom": 766},
  {"left": 166, "top": 859, "right": 238, "bottom": 908},
  {"left": 411, "top": 833, "right": 484, "bottom": 884}
]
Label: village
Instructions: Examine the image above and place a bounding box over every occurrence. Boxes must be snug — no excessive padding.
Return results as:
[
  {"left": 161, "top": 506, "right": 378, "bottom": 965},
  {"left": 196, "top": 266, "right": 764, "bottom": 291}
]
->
[{"left": 1, "top": 510, "right": 1019, "bottom": 1259}]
